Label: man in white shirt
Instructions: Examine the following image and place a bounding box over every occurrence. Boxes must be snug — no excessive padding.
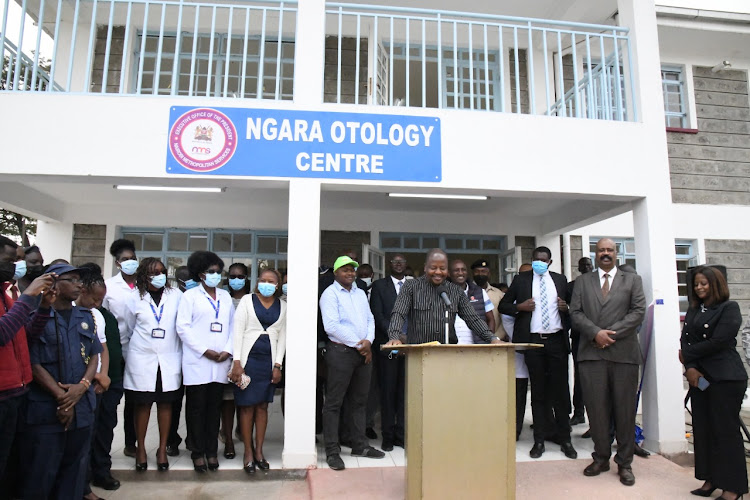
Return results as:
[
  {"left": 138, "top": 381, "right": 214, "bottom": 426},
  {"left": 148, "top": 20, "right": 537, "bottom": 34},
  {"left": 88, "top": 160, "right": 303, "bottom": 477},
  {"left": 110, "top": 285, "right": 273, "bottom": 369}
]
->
[{"left": 449, "top": 260, "right": 495, "bottom": 344}]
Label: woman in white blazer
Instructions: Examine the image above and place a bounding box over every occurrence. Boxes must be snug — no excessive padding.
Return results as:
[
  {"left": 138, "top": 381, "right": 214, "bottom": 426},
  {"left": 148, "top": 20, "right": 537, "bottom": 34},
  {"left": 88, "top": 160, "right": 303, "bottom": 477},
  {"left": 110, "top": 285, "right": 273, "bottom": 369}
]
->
[
  {"left": 230, "top": 268, "right": 286, "bottom": 473},
  {"left": 123, "top": 258, "right": 182, "bottom": 472},
  {"left": 176, "top": 251, "right": 234, "bottom": 473}
]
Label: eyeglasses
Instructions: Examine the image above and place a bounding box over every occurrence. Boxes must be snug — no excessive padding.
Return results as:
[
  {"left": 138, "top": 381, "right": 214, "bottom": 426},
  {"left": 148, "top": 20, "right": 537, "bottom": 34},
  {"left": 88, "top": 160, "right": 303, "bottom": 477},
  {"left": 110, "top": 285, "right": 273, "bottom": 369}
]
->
[
  {"left": 57, "top": 278, "right": 83, "bottom": 284},
  {"left": 229, "top": 275, "right": 247, "bottom": 280}
]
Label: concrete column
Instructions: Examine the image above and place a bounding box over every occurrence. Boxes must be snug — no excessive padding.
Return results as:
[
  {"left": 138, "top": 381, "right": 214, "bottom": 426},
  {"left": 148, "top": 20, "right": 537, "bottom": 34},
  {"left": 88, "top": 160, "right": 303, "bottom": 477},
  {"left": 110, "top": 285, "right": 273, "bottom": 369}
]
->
[
  {"left": 103, "top": 224, "right": 118, "bottom": 278},
  {"left": 34, "top": 221, "right": 74, "bottom": 263},
  {"left": 561, "top": 233, "right": 573, "bottom": 280},
  {"left": 282, "top": 179, "right": 322, "bottom": 469},
  {"left": 293, "top": 0, "right": 326, "bottom": 103},
  {"left": 618, "top": 0, "right": 687, "bottom": 456}
]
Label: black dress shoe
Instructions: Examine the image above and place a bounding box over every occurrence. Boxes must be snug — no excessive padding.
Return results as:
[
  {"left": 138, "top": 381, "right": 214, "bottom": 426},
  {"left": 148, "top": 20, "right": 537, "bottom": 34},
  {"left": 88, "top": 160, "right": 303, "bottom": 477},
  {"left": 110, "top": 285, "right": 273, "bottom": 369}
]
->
[
  {"left": 92, "top": 476, "right": 120, "bottom": 491},
  {"left": 366, "top": 427, "right": 378, "bottom": 440},
  {"left": 382, "top": 439, "right": 394, "bottom": 452},
  {"left": 193, "top": 457, "right": 208, "bottom": 473},
  {"left": 570, "top": 414, "right": 586, "bottom": 426},
  {"left": 166, "top": 444, "right": 180, "bottom": 457},
  {"left": 529, "top": 442, "right": 545, "bottom": 459},
  {"left": 244, "top": 461, "right": 256, "bottom": 474},
  {"left": 618, "top": 466, "right": 635, "bottom": 486},
  {"left": 156, "top": 451, "right": 169, "bottom": 471},
  {"left": 123, "top": 445, "right": 137, "bottom": 458},
  {"left": 634, "top": 443, "right": 650, "bottom": 458},
  {"left": 690, "top": 486, "right": 716, "bottom": 497},
  {"left": 393, "top": 437, "right": 404, "bottom": 448},
  {"left": 207, "top": 457, "right": 220, "bottom": 471},
  {"left": 224, "top": 444, "right": 236, "bottom": 460},
  {"left": 583, "top": 461, "right": 610, "bottom": 476},
  {"left": 254, "top": 457, "right": 270, "bottom": 471},
  {"left": 561, "top": 442, "right": 578, "bottom": 459},
  {"left": 582, "top": 429, "right": 591, "bottom": 439},
  {"left": 327, "top": 453, "right": 345, "bottom": 470},
  {"left": 135, "top": 461, "right": 147, "bottom": 472}
]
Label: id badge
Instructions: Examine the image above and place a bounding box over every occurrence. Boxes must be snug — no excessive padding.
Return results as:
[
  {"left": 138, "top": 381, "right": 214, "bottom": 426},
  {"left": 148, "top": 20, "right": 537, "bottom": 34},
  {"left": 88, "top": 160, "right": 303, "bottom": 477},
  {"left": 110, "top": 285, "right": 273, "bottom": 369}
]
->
[
  {"left": 151, "top": 328, "right": 166, "bottom": 339},
  {"left": 210, "top": 322, "right": 223, "bottom": 333}
]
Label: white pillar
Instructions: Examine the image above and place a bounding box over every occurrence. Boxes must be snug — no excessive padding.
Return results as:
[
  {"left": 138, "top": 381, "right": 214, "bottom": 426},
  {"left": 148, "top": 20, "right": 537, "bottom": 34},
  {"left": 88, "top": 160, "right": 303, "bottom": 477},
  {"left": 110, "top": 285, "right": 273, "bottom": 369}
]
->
[
  {"left": 618, "top": 0, "right": 687, "bottom": 456},
  {"left": 103, "top": 224, "right": 117, "bottom": 278},
  {"left": 34, "top": 221, "right": 74, "bottom": 263},
  {"left": 282, "top": 179, "right": 322, "bottom": 469},
  {"left": 536, "top": 233, "right": 562, "bottom": 274},
  {"left": 282, "top": 0, "right": 326, "bottom": 469}
]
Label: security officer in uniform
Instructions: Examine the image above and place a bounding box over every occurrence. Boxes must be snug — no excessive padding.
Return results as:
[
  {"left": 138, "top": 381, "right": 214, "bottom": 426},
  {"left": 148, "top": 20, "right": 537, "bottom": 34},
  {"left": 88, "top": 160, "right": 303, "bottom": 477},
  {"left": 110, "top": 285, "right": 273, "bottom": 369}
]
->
[{"left": 21, "top": 263, "right": 102, "bottom": 500}]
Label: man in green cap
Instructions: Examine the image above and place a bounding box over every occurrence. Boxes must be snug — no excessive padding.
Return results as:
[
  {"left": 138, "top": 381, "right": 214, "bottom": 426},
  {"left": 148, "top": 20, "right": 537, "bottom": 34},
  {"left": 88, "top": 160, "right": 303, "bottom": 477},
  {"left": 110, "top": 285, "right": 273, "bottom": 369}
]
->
[{"left": 319, "top": 256, "right": 384, "bottom": 470}]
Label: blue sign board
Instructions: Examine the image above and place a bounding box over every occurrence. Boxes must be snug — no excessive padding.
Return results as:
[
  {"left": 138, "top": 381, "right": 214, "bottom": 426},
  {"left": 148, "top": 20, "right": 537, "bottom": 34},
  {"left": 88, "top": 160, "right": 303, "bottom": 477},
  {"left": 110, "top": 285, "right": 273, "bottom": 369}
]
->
[{"left": 166, "top": 107, "right": 442, "bottom": 182}]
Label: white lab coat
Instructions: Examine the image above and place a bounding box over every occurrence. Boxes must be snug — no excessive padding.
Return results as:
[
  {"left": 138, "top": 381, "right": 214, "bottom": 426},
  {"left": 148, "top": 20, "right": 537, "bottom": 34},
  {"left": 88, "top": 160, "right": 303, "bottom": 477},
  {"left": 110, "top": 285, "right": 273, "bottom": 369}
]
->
[
  {"left": 176, "top": 286, "right": 234, "bottom": 386},
  {"left": 91, "top": 308, "right": 107, "bottom": 373},
  {"left": 124, "top": 288, "right": 183, "bottom": 393},
  {"left": 102, "top": 273, "right": 137, "bottom": 361}
]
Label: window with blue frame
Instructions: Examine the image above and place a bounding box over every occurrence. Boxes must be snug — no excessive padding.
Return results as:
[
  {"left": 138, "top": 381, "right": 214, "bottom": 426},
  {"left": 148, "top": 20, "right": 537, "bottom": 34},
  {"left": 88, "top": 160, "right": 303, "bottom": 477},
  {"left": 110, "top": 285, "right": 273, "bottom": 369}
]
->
[{"left": 662, "top": 66, "right": 688, "bottom": 128}]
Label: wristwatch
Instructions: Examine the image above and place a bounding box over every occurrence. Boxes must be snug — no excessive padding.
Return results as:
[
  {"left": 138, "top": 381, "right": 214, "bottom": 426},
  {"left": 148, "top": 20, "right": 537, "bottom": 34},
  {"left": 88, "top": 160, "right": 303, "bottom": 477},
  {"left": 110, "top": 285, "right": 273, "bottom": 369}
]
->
[{"left": 274, "top": 363, "right": 283, "bottom": 371}]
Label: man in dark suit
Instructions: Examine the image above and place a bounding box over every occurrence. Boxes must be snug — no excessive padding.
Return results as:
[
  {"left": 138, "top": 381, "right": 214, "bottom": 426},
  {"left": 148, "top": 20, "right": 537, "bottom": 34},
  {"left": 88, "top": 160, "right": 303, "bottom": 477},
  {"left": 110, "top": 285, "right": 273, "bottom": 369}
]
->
[
  {"left": 369, "top": 253, "right": 408, "bottom": 451},
  {"left": 499, "top": 246, "right": 577, "bottom": 460},
  {"left": 570, "top": 238, "right": 645, "bottom": 486}
]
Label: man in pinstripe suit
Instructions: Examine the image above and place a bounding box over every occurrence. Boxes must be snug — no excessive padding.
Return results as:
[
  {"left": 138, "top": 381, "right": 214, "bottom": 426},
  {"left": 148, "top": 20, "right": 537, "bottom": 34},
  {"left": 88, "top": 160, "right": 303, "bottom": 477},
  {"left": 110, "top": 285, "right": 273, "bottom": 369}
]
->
[{"left": 384, "top": 249, "right": 504, "bottom": 347}]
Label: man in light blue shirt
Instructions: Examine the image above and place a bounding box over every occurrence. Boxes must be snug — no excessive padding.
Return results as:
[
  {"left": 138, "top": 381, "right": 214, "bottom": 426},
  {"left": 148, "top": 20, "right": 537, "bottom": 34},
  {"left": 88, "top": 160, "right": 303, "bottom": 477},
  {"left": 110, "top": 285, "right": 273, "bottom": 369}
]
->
[{"left": 320, "top": 256, "right": 384, "bottom": 470}]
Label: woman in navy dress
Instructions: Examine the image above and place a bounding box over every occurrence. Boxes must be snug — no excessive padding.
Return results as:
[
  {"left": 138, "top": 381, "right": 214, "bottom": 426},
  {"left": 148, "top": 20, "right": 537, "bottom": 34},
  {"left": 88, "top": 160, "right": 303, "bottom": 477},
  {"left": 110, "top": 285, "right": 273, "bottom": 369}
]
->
[{"left": 231, "top": 268, "right": 286, "bottom": 473}]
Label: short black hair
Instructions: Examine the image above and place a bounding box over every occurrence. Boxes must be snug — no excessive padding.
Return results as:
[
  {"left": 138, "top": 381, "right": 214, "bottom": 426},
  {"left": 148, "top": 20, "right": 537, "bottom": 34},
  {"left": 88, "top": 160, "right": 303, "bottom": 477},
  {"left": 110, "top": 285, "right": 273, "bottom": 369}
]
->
[
  {"left": 358, "top": 264, "right": 373, "bottom": 272},
  {"left": 187, "top": 251, "right": 225, "bottom": 281},
  {"left": 79, "top": 262, "right": 105, "bottom": 289},
  {"left": 109, "top": 239, "right": 136, "bottom": 259},
  {"left": 24, "top": 245, "right": 40, "bottom": 256},
  {"left": 0, "top": 236, "right": 18, "bottom": 250},
  {"left": 532, "top": 246, "right": 552, "bottom": 261}
]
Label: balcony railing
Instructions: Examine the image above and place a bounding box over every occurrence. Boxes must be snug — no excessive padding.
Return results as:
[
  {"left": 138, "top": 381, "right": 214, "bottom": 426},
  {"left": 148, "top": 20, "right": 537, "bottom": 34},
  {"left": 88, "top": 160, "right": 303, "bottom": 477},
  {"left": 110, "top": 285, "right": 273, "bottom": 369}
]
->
[
  {"left": 325, "top": 3, "right": 635, "bottom": 121},
  {"left": 1, "top": 38, "right": 61, "bottom": 91},
  {"left": 0, "top": 0, "right": 296, "bottom": 97}
]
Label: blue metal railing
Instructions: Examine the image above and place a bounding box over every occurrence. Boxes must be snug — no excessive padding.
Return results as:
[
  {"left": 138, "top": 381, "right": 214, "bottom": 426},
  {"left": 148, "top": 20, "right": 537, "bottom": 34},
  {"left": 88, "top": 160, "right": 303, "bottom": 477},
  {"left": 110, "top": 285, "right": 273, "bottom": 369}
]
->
[
  {"left": 0, "top": 0, "right": 296, "bottom": 97},
  {"left": 325, "top": 3, "right": 635, "bottom": 121},
  {"left": 1, "top": 37, "right": 61, "bottom": 91}
]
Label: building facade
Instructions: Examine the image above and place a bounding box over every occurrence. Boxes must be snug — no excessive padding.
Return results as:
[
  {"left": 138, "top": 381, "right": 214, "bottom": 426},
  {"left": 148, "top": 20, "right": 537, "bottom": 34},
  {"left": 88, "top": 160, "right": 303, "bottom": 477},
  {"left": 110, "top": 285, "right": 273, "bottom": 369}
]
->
[{"left": 3, "top": 0, "right": 745, "bottom": 468}]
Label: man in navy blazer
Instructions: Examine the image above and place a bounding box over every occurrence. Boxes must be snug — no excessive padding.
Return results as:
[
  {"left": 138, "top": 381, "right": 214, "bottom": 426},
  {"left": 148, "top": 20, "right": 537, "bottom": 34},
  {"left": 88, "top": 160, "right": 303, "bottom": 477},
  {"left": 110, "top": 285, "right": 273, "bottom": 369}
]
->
[
  {"left": 499, "top": 246, "right": 576, "bottom": 460},
  {"left": 369, "top": 253, "right": 408, "bottom": 451}
]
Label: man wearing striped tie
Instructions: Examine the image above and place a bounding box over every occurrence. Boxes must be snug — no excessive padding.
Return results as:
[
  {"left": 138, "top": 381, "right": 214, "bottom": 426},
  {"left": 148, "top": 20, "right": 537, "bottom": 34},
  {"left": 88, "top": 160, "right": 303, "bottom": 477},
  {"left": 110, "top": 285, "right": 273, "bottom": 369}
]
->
[{"left": 499, "top": 246, "right": 577, "bottom": 460}]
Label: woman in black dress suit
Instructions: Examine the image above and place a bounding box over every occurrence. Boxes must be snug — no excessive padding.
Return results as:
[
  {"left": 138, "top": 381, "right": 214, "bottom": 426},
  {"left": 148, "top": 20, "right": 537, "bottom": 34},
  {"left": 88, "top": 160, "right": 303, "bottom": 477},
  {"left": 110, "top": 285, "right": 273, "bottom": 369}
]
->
[{"left": 679, "top": 266, "right": 747, "bottom": 500}]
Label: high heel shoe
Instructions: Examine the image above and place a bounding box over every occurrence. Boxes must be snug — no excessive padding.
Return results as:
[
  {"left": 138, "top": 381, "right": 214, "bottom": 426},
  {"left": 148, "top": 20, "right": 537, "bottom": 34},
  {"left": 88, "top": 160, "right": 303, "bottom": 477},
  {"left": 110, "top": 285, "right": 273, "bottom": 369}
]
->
[
  {"left": 223, "top": 444, "right": 235, "bottom": 460},
  {"left": 254, "top": 457, "right": 270, "bottom": 471},
  {"left": 244, "top": 461, "right": 256, "bottom": 474},
  {"left": 135, "top": 461, "right": 148, "bottom": 471},
  {"left": 691, "top": 488, "right": 716, "bottom": 497},
  {"left": 207, "top": 457, "right": 220, "bottom": 471},
  {"left": 156, "top": 451, "right": 169, "bottom": 471},
  {"left": 192, "top": 457, "right": 208, "bottom": 473}
]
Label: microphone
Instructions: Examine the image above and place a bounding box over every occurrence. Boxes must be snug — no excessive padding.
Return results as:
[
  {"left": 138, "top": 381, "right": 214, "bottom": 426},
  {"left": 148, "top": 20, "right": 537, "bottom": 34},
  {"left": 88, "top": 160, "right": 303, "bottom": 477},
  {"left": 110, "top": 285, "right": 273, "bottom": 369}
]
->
[{"left": 436, "top": 284, "right": 452, "bottom": 307}]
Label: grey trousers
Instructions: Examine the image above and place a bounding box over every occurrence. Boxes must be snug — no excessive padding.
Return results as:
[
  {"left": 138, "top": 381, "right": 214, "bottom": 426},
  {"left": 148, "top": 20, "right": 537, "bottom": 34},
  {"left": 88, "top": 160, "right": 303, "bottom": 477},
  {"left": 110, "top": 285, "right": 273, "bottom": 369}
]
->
[{"left": 579, "top": 360, "right": 639, "bottom": 468}]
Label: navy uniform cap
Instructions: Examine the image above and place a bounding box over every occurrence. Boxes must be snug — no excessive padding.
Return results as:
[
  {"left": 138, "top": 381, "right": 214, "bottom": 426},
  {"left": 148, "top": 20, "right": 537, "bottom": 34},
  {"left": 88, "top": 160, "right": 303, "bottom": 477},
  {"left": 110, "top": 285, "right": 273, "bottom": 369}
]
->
[
  {"left": 46, "top": 263, "right": 84, "bottom": 276},
  {"left": 470, "top": 259, "right": 490, "bottom": 270}
]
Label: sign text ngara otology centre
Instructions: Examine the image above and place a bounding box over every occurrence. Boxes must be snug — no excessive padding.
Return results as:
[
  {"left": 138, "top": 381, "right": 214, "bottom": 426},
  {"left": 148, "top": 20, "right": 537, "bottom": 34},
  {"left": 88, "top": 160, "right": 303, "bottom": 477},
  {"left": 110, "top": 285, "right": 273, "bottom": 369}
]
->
[{"left": 166, "top": 107, "right": 442, "bottom": 182}]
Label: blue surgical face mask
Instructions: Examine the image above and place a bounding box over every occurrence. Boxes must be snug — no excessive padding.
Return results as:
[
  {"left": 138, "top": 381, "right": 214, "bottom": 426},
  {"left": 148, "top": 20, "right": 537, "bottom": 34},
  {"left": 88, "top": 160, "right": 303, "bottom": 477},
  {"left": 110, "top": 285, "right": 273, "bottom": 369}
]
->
[
  {"left": 12, "top": 260, "right": 27, "bottom": 280},
  {"left": 282, "top": 283, "right": 288, "bottom": 295},
  {"left": 257, "top": 282, "right": 276, "bottom": 297},
  {"left": 150, "top": 274, "right": 167, "bottom": 289},
  {"left": 532, "top": 260, "right": 549, "bottom": 275},
  {"left": 229, "top": 278, "right": 246, "bottom": 291},
  {"left": 184, "top": 279, "right": 199, "bottom": 290},
  {"left": 120, "top": 259, "right": 138, "bottom": 276},
  {"left": 203, "top": 272, "right": 222, "bottom": 288}
]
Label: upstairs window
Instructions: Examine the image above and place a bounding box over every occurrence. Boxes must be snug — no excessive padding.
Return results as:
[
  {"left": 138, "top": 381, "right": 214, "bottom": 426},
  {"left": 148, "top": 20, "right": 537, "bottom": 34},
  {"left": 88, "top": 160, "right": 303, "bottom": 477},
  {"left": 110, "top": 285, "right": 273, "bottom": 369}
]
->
[{"left": 662, "top": 66, "right": 688, "bottom": 128}]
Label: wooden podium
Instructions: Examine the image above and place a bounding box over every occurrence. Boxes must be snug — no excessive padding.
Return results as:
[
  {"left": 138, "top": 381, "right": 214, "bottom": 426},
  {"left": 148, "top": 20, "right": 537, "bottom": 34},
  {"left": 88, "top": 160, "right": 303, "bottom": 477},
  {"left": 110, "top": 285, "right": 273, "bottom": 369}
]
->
[{"left": 382, "top": 343, "right": 540, "bottom": 500}]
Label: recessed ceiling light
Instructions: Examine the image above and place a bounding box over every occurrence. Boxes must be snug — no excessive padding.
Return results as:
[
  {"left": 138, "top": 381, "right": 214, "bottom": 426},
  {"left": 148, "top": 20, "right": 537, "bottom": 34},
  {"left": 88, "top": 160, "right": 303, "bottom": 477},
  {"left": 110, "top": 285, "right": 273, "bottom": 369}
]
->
[
  {"left": 114, "top": 185, "right": 224, "bottom": 193},
  {"left": 388, "top": 193, "right": 488, "bottom": 201}
]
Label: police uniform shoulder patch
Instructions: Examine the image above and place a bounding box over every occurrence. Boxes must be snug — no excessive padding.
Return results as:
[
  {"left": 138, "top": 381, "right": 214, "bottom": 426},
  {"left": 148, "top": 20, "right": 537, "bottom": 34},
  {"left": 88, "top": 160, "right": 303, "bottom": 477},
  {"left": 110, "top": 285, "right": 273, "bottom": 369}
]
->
[{"left": 81, "top": 322, "right": 89, "bottom": 330}]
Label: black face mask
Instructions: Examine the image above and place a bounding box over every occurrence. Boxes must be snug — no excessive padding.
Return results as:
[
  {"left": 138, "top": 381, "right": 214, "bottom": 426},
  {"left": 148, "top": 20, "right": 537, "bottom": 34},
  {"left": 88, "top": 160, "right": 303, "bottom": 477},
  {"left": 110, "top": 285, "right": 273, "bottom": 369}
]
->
[
  {"left": 25, "top": 264, "right": 45, "bottom": 281},
  {"left": 0, "top": 262, "right": 15, "bottom": 283},
  {"left": 473, "top": 275, "right": 489, "bottom": 288}
]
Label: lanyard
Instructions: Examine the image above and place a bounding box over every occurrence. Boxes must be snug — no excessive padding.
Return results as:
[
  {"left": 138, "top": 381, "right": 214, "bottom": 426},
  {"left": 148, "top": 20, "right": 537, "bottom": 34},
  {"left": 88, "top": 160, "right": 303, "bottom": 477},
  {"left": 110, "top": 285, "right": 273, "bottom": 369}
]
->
[
  {"left": 149, "top": 302, "right": 164, "bottom": 325},
  {"left": 205, "top": 294, "right": 220, "bottom": 320}
]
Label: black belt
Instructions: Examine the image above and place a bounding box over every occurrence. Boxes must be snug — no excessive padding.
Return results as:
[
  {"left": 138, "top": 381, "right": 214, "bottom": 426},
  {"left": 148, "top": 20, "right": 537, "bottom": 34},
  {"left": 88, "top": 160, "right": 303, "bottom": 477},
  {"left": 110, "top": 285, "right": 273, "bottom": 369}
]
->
[{"left": 530, "top": 331, "right": 563, "bottom": 340}]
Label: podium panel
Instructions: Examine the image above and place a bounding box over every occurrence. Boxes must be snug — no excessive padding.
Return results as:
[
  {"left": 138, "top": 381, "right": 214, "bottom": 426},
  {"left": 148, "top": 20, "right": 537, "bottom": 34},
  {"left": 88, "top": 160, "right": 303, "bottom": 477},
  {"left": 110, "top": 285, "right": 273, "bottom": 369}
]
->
[{"left": 384, "top": 343, "right": 539, "bottom": 500}]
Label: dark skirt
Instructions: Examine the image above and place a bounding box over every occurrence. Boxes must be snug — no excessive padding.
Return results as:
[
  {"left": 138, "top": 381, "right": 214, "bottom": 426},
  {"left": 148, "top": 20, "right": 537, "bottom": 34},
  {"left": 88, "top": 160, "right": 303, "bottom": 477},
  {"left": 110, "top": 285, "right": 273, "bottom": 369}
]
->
[
  {"left": 125, "top": 367, "right": 182, "bottom": 405},
  {"left": 234, "top": 335, "right": 275, "bottom": 407}
]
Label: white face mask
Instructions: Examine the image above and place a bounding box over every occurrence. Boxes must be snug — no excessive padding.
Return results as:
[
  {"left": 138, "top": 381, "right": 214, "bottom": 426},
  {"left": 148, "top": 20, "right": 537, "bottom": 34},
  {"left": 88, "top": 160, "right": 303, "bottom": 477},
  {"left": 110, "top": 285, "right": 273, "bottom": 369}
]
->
[{"left": 361, "top": 277, "right": 372, "bottom": 286}]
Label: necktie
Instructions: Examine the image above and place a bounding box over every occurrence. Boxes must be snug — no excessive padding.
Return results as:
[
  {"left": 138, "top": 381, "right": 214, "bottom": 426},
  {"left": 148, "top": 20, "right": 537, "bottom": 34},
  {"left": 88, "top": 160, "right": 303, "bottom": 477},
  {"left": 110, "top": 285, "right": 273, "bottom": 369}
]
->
[
  {"left": 539, "top": 276, "right": 550, "bottom": 330},
  {"left": 396, "top": 281, "right": 407, "bottom": 334},
  {"left": 397, "top": 281, "right": 402, "bottom": 293},
  {"left": 602, "top": 274, "right": 610, "bottom": 299}
]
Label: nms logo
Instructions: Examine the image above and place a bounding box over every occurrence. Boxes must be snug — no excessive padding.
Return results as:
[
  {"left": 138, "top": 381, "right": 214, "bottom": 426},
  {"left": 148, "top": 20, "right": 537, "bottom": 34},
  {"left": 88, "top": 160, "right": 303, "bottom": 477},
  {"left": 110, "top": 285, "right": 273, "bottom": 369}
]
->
[{"left": 192, "top": 146, "right": 211, "bottom": 155}]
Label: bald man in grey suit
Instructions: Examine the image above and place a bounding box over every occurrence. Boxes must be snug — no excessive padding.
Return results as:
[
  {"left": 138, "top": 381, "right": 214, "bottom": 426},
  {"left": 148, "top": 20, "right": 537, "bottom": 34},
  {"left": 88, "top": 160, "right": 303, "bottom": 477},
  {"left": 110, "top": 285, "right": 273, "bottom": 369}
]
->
[{"left": 570, "top": 238, "right": 646, "bottom": 487}]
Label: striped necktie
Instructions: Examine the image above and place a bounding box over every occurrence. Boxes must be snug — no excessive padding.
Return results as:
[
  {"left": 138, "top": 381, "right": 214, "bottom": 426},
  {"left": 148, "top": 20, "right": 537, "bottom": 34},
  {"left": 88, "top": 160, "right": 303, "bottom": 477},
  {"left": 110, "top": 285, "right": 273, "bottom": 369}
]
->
[{"left": 540, "top": 276, "right": 550, "bottom": 330}]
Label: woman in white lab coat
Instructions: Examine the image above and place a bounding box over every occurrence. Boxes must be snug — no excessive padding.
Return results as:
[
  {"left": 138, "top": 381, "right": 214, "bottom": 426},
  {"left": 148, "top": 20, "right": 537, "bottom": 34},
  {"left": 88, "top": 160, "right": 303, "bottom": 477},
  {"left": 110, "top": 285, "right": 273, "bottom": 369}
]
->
[
  {"left": 124, "top": 258, "right": 182, "bottom": 472},
  {"left": 177, "top": 251, "right": 234, "bottom": 473}
]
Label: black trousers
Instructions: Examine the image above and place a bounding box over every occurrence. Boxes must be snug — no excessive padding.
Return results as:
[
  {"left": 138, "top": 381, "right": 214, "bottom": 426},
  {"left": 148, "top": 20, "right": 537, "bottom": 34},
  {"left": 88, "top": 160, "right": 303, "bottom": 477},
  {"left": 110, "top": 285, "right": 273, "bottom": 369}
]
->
[
  {"left": 524, "top": 332, "right": 571, "bottom": 443},
  {"left": 580, "top": 360, "right": 638, "bottom": 467},
  {"left": 323, "top": 341, "right": 372, "bottom": 456},
  {"left": 570, "top": 332, "right": 585, "bottom": 417},
  {"left": 168, "top": 385, "right": 185, "bottom": 447},
  {"left": 690, "top": 380, "right": 748, "bottom": 494},
  {"left": 22, "top": 426, "right": 92, "bottom": 500},
  {"left": 185, "top": 383, "right": 224, "bottom": 459},
  {"left": 0, "top": 394, "right": 23, "bottom": 480},
  {"left": 90, "top": 380, "right": 123, "bottom": 481},
  {"left": 378, "top": 350, "right": 405, "bottom": 442},
  {"left": 516, "top": 378, "right": 528, "bottom": 439},
  {"left": 366, "top": 351, "right": 380, "bottom": 430}
]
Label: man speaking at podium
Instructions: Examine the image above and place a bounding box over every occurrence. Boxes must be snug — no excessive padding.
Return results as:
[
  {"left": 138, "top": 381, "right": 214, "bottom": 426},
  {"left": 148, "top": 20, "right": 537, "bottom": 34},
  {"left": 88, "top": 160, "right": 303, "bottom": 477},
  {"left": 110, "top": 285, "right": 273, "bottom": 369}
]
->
[{"left": 384, "top": 249, "right": 504, "bottom": 347}]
